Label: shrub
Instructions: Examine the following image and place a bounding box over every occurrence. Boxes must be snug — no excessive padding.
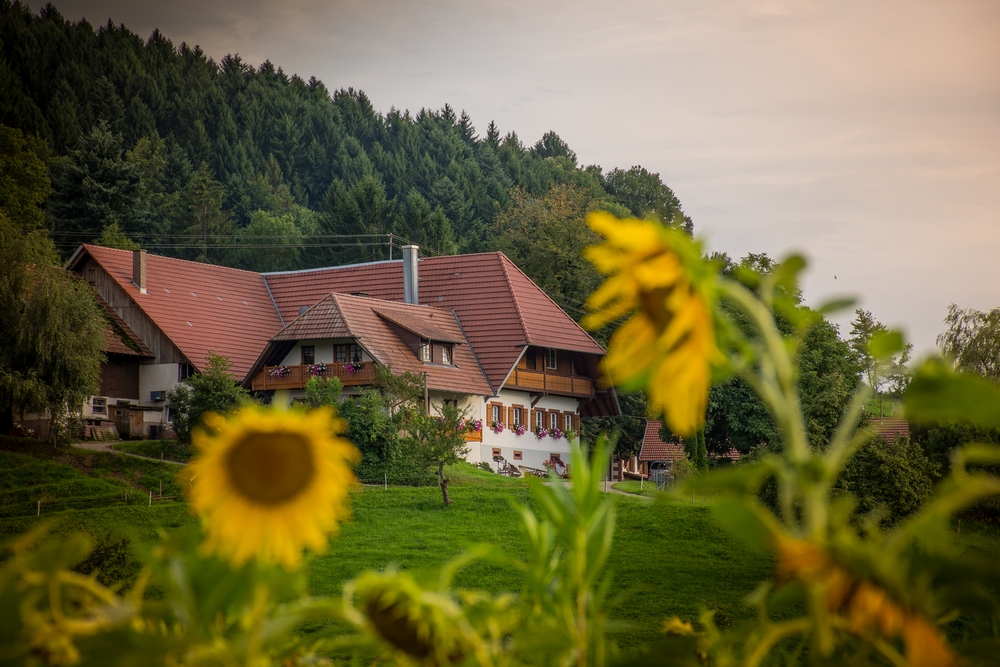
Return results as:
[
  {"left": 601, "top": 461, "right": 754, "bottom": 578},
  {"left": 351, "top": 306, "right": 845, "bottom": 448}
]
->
[{"left": 835, "top": 435, "right": 938, "bottom": 524}]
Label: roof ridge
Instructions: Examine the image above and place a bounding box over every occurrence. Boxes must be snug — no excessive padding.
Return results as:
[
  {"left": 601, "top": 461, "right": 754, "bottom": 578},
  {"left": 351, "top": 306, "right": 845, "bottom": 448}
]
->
[
  {"left": 497, "top": 253, "right": 530, "bottom": 345},
  {"left": 82, "top": 243, "right": 264, "bottom": 276},
  {"left": 330, "top": 293, "right": 357, "bottom": 339},
  {"left": 497, "top": 253, "right": 605, "bottom": 354}
]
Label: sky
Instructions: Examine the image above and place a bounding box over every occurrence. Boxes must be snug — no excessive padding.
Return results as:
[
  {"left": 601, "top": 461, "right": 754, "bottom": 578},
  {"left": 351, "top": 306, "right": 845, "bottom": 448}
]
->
[{"left": 38, "top": 0, "right": 1000, "bottom": 356}]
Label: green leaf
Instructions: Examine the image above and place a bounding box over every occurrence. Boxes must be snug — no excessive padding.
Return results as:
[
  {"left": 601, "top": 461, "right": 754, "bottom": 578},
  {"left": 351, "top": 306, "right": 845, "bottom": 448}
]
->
[
  {"left": 905, "top": 358, "right": 1000, "bottom": 427},
  {"left": 869, "top": 329, "right": 904, "bottom": 358},
  {"left": 710, "top": 499, "right": 777, "bottom": 552},
  {"left": 816, "top": 297, "right": 857, "bottom": 315},
  {"left": 773, "top": 254, "right": 807, "bottom": 292}
]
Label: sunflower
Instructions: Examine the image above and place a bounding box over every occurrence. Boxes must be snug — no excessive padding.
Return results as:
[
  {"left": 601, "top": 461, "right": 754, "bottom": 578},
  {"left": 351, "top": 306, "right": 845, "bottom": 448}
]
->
[
  {"left": 582, "top": 212, "right": 719, "bottom": 435},
  {"left": 774, "top": 536, "right": 958, "bottom": 667},
  {"left": 350, "top": 571, "right": 480, "bottom": 665},
  {"left": 186, "top": 405, "right": 359, "bottom": 569}
]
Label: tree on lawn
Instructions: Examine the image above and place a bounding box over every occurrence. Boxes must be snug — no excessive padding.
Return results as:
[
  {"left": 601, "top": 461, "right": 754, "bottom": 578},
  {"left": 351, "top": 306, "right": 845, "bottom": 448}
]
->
[
  {"left": 0, "top": 124, "right": 106, "bottom": 440},
  {"left": 849, "top": 308, "right": 912, "bottom": 417},
  {"left": 400, "top": 402, "right": 469, "bottom": 506},
  {"left": 937, "top": 304, "right": 1000, "bottom": 381}
]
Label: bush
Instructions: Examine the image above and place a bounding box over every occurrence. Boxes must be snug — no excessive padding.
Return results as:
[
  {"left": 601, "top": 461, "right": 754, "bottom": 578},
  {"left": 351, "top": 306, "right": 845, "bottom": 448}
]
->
[
  {"left": 835, "top": 436, "right": 938, "bottom": 523},
  {"left": 167, "top": 353, "right": 251, "bottom": 443}
]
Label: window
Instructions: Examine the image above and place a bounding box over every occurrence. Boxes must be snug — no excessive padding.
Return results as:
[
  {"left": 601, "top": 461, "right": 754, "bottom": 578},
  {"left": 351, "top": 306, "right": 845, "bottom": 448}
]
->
[
  {"left": 441, "top": 344, "right": 452, "bottom": 365},
  {"left": 349, "top": 344, "right": 362, "bottom": 362},
  {"left": 301, "top": 345, "right": 315, "bottom": 365},
  {"left": 491, "top": 404, "right": 502, "bottom": 424},
  {"left": 512, "top": 407, "right": 523, "bottom": 426},
  {"left": 513, "top": 450, "right": 522, "bottom": 461},
  {"left": 492, "top": 448, "right": 502, "bottom": 460},
  {"left": 421, "top": 341, "right": 431, "bottom": 362},
  {"left": 564, "top": 413, "right": 573, "bottom": 431},
  {"left": 525, "top": 349, "right": 536, "bottom": 369},
  {"left": 550, "top": 453, "right": 562, "bottom": 463},
  {"left": 335, "top": 345, "right": 347, "bottom": 363},
  {"left": 444, "top": 398, "right": 458, "bottom": 409},
  {"left": 92, "top": 397, "right": 107, "bottom": 415},
  {"left": 535, "top": 410, "right": 544, "bottom": 430},
  {"left": 549, "top": 412, "right": 558, "bottom": 430},
  {"left": 545, "top": 348, "right": 557, "bottom": 370},
  {"left": 178, "top": 363, "right": 194, "bottom": 381}
]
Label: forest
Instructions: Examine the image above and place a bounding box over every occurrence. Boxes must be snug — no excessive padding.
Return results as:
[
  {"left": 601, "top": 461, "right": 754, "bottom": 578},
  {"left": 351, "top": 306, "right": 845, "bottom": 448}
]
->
[{"left": 0, "top": 0, "right": 689, "bottom": 280}]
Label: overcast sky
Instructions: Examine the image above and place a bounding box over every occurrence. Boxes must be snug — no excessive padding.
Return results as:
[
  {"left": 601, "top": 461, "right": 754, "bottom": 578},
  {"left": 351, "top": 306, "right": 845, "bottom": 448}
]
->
[{"left": 39, "top": 0, "right": 1000, "bottom": 356}]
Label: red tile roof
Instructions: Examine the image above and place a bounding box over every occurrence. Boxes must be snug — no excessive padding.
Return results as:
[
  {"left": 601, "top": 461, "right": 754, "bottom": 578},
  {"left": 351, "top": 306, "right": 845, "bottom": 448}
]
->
[
  {"left": 639, "top": 420, "right": 686, "bottom": 462},
  {"left": 263, "top": 253, "right": 605, "bottom": 389},
  {"left": 871, "top": 418, "right": 909, "bottom": 445},
  {"left": 73, "top": 245, "right": 284, "bottom": 380},
  {"left": 334, "top": 294, "right": 492, "bottom": 395},
  {"left": 72, "top": 246, "right": 607, "bottom": 394}
]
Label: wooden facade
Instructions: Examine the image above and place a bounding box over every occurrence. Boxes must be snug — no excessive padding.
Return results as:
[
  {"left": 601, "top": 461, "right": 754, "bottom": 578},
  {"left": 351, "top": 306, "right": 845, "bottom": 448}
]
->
[
  {"left": 79, "top": 256, "right": 189, "bottom": 367},
  {"left": 99, "top": 356, "right": 142, "bottom": 399}
]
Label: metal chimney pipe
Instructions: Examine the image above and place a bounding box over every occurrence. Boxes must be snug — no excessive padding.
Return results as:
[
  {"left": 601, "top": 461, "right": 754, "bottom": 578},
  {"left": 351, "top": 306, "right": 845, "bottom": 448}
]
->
[
  {"left": 132, "top": 249, "right": 147, "bottom": 294},
  {"left": 402, "top": 245, "right": 419, "bottom": 304}
]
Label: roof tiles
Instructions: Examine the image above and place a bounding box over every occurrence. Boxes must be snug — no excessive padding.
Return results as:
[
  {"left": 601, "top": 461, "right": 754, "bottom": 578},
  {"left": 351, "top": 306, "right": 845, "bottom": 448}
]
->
[
  {"left": 77, "top": 245, "right": 284, "bottom": 380},
  {"left": 263, "top": 253, "right": 604, "bottom": 389},
  {"left": 639, "top": 420, "right": 686, "bottom": 462}
]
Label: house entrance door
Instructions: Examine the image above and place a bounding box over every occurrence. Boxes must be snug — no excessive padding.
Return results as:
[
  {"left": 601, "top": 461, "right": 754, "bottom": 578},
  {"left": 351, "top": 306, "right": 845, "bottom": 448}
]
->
[{"left": 113, "top": 405, "right": 130, "bottom": 438}]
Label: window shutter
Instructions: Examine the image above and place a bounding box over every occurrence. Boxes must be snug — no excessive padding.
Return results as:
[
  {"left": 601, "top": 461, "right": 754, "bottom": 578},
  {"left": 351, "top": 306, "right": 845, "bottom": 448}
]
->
[
  {"left": 507, "top": 406, "right": 513, "bottom": 426},
  {"left": 530, "top": 409, "right": 536, "bottom": 429}
]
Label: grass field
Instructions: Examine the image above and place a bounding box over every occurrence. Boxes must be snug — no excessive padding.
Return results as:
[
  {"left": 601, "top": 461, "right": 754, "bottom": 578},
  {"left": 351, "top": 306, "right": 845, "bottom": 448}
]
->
[
  {"left": 2, "top": 437, "right": 998, "bottom": 654},
  {"left": 114, "top": 439, "right": 194, "bottom": 462}
]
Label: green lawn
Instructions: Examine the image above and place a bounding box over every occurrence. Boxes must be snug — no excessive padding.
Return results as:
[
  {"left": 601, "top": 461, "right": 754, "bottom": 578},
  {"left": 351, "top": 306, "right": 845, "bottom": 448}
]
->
[
  {"left": 114, "top": 439, "right": 194, "bottom": 462},
  {"left": 2, "top": 439, "right": 998, "bottom": 653}
]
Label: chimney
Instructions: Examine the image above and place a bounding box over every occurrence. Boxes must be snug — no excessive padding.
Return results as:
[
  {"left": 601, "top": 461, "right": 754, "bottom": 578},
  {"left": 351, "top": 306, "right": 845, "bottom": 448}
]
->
[
  {"left": 132, "top": 249, "right": 147, "bottom": 294},
  {"left": 402, "top": 245, "right": 419, "bottom": 304}
]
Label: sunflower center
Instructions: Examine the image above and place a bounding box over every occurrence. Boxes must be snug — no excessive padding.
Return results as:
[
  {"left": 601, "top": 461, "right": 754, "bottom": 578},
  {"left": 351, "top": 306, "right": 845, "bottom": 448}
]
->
[{"left": 225, "top": 432, "right": 316, "bottom": 505}]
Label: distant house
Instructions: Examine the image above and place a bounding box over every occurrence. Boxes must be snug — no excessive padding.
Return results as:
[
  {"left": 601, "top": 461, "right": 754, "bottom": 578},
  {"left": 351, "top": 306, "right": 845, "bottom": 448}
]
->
[
  {"left": 871, "top": 418, "right": 909, "bottom": 445},
  {"left": 67, "top": 244, "right": 619, "bottom": 468},
  {"left": 636, "top": 420, "right": 686, "bottom": 477}
]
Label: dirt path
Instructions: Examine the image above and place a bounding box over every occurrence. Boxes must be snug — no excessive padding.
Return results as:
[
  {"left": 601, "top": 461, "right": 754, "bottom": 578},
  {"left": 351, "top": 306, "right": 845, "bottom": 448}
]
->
[{"left": 69, "top": 442, "right": 185, "bottom": 466}]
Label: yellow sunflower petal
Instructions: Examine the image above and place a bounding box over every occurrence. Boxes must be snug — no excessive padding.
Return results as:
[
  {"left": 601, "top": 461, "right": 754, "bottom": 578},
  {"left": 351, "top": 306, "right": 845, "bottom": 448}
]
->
[{"left": 187, "top": 405, "right": 360, "bottom": 569}]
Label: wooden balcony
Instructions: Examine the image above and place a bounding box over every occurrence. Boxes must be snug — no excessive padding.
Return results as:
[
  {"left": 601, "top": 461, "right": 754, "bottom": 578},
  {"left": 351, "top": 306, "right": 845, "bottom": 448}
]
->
[
  {"left": 251, "top": 362, "right": 376, "bottom": 391},
  {"left": 506, "top": 369, "right": 596, "bottom": 397},
  {"left": 464, "top": 429, "right": 483, "bottom": 442}
]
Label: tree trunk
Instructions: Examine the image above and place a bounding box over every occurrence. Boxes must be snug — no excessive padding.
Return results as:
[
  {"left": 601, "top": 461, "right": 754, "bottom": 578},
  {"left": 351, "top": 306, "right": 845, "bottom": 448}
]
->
[{"left": 438, "top": 462, "right": 451, "bottom": 506}]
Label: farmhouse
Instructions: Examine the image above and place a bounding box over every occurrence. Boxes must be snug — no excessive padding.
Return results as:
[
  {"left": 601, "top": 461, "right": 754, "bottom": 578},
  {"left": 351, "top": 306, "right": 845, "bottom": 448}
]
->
[{"left": 67, "top": 244, "right": 619, "bottom": 469}]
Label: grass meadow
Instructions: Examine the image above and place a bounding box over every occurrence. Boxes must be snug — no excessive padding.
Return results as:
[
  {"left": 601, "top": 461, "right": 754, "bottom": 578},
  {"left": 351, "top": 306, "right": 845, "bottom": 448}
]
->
[{"left": 2, "top": 437, "right": 998, "bottom": 652}]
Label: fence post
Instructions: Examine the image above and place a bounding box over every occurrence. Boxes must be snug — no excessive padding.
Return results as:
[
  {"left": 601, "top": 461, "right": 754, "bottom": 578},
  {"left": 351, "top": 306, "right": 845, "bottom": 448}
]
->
[
  {"left": 161, "top": 451, "right": 163, "bottom": 461},
  {"left": 37, "top": 500, "right": 40, "bottom": 516},
  {"left": 384, "top": 473, "right": 387, "bottom": 490},
  {"left": 159, "top": 479, "right": 162, "bottom": 498},
  {"left": 149, "top": 491, "right": 152, "bottom": 506}
]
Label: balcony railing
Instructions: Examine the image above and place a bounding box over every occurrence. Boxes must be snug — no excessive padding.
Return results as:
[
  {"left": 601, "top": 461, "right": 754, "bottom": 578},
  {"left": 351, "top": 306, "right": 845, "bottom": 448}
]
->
[
  {"left": 506, "top": 369, "right": 596, "bottom": 397},
  {"left": 251, "top": 362, "right": 376, "bottom": 391},
  {"left": 464, "top": 429, "right": 483, "bottom": 442}
]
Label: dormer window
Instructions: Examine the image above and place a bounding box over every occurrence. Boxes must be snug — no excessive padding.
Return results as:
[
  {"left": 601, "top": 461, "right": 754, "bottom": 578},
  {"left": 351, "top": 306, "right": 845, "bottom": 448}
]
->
[
  {"left": 442, "top": 345, "right": 453, "bottom": 365},
  {"left": 421, "top": 341, "right": 432, "bottom": 362},
  {"left": 545, "top": 348, "right": 558, "bottom": 370}
]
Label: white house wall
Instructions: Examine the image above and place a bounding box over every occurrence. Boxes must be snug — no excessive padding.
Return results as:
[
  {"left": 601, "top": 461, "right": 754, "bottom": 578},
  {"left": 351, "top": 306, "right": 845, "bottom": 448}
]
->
[
  {"left": 278, "top": 339, "right": 371, "bottom": 367},
  {"left": 139, "top": 363, "right": 181, "bottom": 406},
  {"left": 476, "top": 389, "right": 580, "bottom": 471}
]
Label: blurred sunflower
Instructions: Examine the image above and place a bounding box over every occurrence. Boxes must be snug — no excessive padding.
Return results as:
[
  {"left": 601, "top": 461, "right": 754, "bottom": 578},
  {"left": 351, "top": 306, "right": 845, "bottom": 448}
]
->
[
  {"left": 582, "top": 211, "right": 720, "bottom": 435},
  {"left": 350, "top": 571, "right": 480, "bottom": 665},
  {"left": 774, "top": 536, "right": 957, "bottom": 667},
  {"left": 186, "top": 405, "right": 359, "bottom": 568}
]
